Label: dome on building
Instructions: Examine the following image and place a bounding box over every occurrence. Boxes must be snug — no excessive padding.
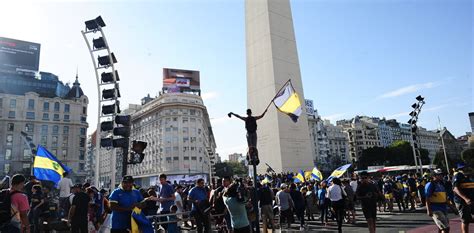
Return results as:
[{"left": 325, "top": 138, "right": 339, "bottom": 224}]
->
[{"left": 66, "top": 73, "right": 84, "bottom": 99}]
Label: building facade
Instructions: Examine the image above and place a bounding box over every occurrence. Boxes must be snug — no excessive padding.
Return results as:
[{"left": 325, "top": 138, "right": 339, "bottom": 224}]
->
[
  {"left": 126, "top": 93, "right": 217, "bottom": 187},
  {"left": 0, "top": 76, "right": 89, "bottom": 183},
  {"left": 337, "top": 116, "right": 381, "bottom": 162},
  {"left": 324, "top": 120, "right": 350, "bottom": 166},
  {"left": 228, "top": 153, "right": 244, "bottom": 163},
  {"left": 417, "top": 127, "right": 440, "bottom": 161}
]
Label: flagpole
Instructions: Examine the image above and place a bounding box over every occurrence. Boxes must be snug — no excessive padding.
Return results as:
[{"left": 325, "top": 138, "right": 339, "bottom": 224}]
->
[{"left": 264, "top": 79, "right": 291, "bottom": 112}]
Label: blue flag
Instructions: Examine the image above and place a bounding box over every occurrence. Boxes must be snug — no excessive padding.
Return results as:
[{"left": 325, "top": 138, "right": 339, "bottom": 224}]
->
[
  {"left": 326, "top": 164, "right": 352, "bottom": 183},
  {"left": 33, "top": 145, "right": 72, "bottom": 186}
]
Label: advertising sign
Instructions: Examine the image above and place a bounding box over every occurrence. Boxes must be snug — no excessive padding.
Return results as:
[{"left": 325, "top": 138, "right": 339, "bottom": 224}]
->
[
  {"left": 163, "top": 68, "right": 200, "bottom": 93},
  {"left": 0, "top": 37, "right": 40, "bottom": 73},
  {"left": 305, "top": 99, "right": 315, "bottom": 116}
]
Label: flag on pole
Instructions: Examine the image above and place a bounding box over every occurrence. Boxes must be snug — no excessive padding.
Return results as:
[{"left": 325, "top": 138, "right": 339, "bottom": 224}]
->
[
  {"left": 33, "top": 145, "right": 72, "bottom": 186},
  {"left": 326, "top": 164, "right": 351, "bottom": 182},
  {"left": 293, "top": 170, "right": 305, "bottom": 183},
  {"left": 311, "top": 167, "right": 323, "bottom": 181},
  {"left": 131, "top": 207, "right": 154, "bottom": 233},
  {"left": 304, "top": 171, "right": 313, "bottom": 181},
  {"left": 273, "top": 80, "right": 303, "bottom": 122}
]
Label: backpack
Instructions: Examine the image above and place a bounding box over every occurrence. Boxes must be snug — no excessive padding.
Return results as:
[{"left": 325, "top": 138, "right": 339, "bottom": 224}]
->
[{"left": 0, "top": 189, "right": 21, "bottom": 226}]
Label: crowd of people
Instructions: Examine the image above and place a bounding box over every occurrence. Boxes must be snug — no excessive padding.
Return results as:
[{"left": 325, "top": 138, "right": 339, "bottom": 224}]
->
[{"left": 0, "top": 163, "right": 471, "bottom": 233}]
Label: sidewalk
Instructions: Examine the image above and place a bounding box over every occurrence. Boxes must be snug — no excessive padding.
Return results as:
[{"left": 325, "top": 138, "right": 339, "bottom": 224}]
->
[{"left": 407, "top": 218, "right": 468, "bottom": 233}]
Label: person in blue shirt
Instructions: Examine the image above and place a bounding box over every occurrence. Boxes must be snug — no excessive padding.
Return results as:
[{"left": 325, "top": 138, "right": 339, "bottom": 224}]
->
[
  {"left": 188, "top": 178, "right": 211, "bottom": 233},
  {"left": 109, "top": 176, "right": 144, "bottom": 233},
  {"left": 425, "top": 169, "right": 450, "bottom": 233},
  {"left": 317, "top": 181, "right": 329, "bottom": 226},
  {"left": 452, "top": 163, "right": 473, "bottom": 233},
  {"left": 223, "top": 182, "right": 250, "bottom": 233},
  {"left": 156, "top": 174, "right": 176, "bottom": 231}
]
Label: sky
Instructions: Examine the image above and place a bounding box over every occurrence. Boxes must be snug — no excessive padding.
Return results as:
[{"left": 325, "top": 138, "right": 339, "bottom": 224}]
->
[{"left": 1, "top": 0, "right": 472, "bottom": 160}]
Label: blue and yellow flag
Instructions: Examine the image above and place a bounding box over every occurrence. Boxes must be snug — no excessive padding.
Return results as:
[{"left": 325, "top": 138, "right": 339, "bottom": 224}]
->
[
  {"left": 304, "top": 171, "right": 313, "bottom": 181},
  {"left": 261, "top": 175, "right": 273, "bottom": 185},
  {"left": 326, "top": 164, "right": 351, "bottom": 182},
  {"left": 131, "top": 207, "right": 154, "bottom": 233},
  {"left": 311, "top": 167, "right": 323, "bottom": 181},
  {"left": 293, "top": 170, "right": 305, "bottom": 183},
  {"left": 33, "top": 145, "right": 72, "bottom": 186},
  {"left": 273, "top": 81, "right": 303, "bottom": 122}
]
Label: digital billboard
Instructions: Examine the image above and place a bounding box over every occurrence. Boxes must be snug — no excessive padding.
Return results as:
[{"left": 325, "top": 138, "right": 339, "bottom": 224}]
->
[
  {"left": 0, "top": 37, "right": 41, "bottom": 73},
  {"left": 163, "top": 68, "right": 200, "bottom": 93}
]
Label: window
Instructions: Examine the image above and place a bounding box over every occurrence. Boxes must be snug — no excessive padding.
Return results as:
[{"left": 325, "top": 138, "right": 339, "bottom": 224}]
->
[
  {"left": 25, "top": 123, "right": 34, "bottom": 133},
  {"left": 52, "top": 136, "right": 58, "bottom": 147},
  {"left": 79, "top": 150, "right": 85, "bottom": 160},
  {"left": 43, "top": 102, "right": 49, "bottom": 111},
  {"left": 183, "top": 137, "right": 189, "bottom": 143},
  {"left": 8, "top": 111, "right": 15, "bottom": 118},
  {"left": 183, "top": 127, "right": 188, "bottom": 134},
  {"left": 184, "top": 156, "right": 189, "bottom": 160},
  {"left": 191, "top": 156, "right": 197, "bottom": 160},
  {"left": 42, "top": 113, "right": 49, "bottom": 120},
  {"left": 190, "top": 137, "right": 196, "bottom": 143},
  {"left": 5, "top": 149, "right": 12, "bottom": 160},
  {"left": 26, "top": 112, "right": 35, "bottom": 119},
  {"left": 81, "top": 116, "right": 87, "bottom": 123},
  {"left": 173, "top": 157, "right": 179, "bottom": 161},
  {"left": 7, "top": 123, "right": 14, "bottom": 132},
  {"left": 172, "top": 117, "right": 177, "bottom": 122},
  {"left": 190, "top": 109, "right": 196, "bottom": 115},
  {"left": 6, "top": 134, "right": 13, "bottom": 146},
  {"left": 4, "top": 164, "right": 10, "bottom": 174},
  {"left": 64, "top": 104, "right": 70, "bottom": 113},
  {"left": 190, "top": 118, "right": 196, "bottom": 123},
  {"left": 79, "top": 163, "right": 85, "bottom": 171},
  {"left": 82, "top": 107, "right": 87, "bottom": 114},
  {"left": 62, "top": 136, "right": 68, "bottom": 147},
  {"left": 53, "top": 125, "right": 59, "bottom": 134},
  {"left": 10, "top": 99, "right": 16, "bottom": 108},
  {"left": 52, "top": 149, "right": 57, "bottom": 156},
  {"left": 28, "top": 99, "right": 35, "bottom": 110},
  {"left": 53, "top": 114, "right": 60, "bottom": 121},
  {"left": 182, "top": 117, "right": 188, "bottom": 123},
  {"left": 165, "top": 127, "right": 171, "bottom": 132},
  {"left": 80, "top": 138, "right": 86, "bottom": 147},
  {"left": 23, "top": 163, "right": 30, "bottom": 170},
  {"left": 40, "top": 136, "right": 47, "bottom": 145},
  {"left": 23, "top": 149, "right": 31, "bottom": 159},
  {"left": 41, "top": 125, "right": 48, "bottom": 135},
  {"left": 64, "top": 115, "right": 70, "bottom": 121},
  {"left": 54, "top": 102, "right": 60, "bottom": 111},
  {"left": 63, "top": 126, "right": 69, "bottom": 134},
  {"left": 80, "top": 128, "right": 86, "bottom": 135},
  {"left": 62, "top": 149, "right": 67, "bottom": 158}
]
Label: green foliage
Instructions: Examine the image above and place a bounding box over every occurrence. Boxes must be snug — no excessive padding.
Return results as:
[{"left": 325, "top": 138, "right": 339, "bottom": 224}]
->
[
  {"left": 461, "top": 148, "right": 474, "bottom": 165},
  {"left": 214, "top": 161, "right": 249, "bottom": 178},
  {"left": 433, "top": 151, "right": 453, "bottom": 171},
  {"left": 357, "top": 140, "right": 430, "bottom": 170}
]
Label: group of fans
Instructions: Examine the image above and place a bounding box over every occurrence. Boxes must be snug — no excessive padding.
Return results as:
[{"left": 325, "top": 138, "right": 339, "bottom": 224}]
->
[{"left": 0, "top": 162, "right": 472, "bottom": 233}]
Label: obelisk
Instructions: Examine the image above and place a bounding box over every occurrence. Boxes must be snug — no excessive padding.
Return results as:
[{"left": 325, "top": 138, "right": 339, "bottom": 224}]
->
[{"left": 245, "top": 0, "right": 313, "bottom": 173}]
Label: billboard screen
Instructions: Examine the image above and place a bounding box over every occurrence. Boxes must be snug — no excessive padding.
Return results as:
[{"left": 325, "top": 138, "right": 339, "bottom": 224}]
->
[
  {"left": 0, "top": 37, "right": 40, "bottom": 73},
  {"left": 163, "top": 68, "right": 200, "bottom": 93}
]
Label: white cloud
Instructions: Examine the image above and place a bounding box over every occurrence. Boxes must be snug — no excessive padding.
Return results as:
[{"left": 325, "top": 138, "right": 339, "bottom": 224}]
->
[
  {"left": 202, "top": 91, "right": 219, "bottom": 101},
  {"left": 322, "top": 113, "right": 346, "bottom": 122},
  {"left": 378, "top": 81, "right": 440, "bottom": 99}
]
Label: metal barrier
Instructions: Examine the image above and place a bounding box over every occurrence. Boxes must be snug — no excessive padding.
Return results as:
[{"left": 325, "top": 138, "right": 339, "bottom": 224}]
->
[{"left": 146, "top": 211, "right": 226, "bottom": 226}]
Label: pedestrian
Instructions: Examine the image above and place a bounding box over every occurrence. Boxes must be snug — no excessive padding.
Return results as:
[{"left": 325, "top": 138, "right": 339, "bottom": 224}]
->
[
  {"left": 167, "top": 205, "right": 180, "bottom": 233},
  {"left": 425, "top": 169, "right": 451, "bottom": 233},
  {"left": 228, "top": 108, "right": 267, "bottom": 148},
  {"left": 23, "top": 175, "right": 38, "bottom": 202},
  {"left": 259, "top": 180, "right": 275, "bottom": 233},
  {"left": 356, "top": 171, "right": 379, "bottom": 233},
  {"left": 157, "top": 174, "right": 176, "bottom": 230},
  {"left": 383, "top": 178, "right": 394, "bottom": 212},
  {"left": 109, "top": 176, "right": 145, "bottom": 233},
  {"left": 223, "top": 182, "right": 251, "bottom": 233},
  {"left": 342, "top": 179, "right": 356, "bottom": 224},
  {"left": 393, "top": 176, "right": 406, "bottom": 212},
  {"left": 452, "top": 163, "right": 473, "bottom": 233},
  {"left": 0, "top": 174, "right": 30, "bottom": 233},
  {"left": 317, "top": 181, "right": 329, "bottom": 226},
  {"left": 188, "top": 178, "right": 211, "bottom": 233},
  {"left": 58, "top": 172, "right": 74, "bottom": 218},
  {"left": 276, "top": 183, "right": 294, "bottom": 230},
  {"left": 290, "top": 183, "right": 306, "bottom": 230},
  {"left": 68, "top": 184, "right": 90, "bottom": 233},
  {"left": 304, "top": 184, "right": 317, "bottom": 221},
  {"left": 327, "top": 178, "right": 345, "bottom": 233},
  {"left": 29, "top": 185, "right": 43, "bottom": 233},
  {"left": 144, "top": 189, "right": 158, "bottom": 216}
]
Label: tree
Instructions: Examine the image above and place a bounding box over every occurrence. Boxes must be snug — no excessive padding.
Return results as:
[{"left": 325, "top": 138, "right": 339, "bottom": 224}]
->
[
  {"left": 226, "top": 161, "right": 248, "bottom": 177},
  {"left": 433, "top": 150, "right": 453, "bottom": 172}
]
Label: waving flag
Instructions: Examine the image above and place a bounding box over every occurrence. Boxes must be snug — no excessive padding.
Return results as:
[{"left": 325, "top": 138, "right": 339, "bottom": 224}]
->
[
  {"left": 33, "top": 145, "right": 72, "bottom": 186},
  {"left": 293, "top": 170, "right": 305, "bottom": 183},
  {"left": 131, "top": 207, "right": 154, "bottom": 233},
  {"left": 261, "top": 175, "right": 273, "bottom": 185},
  {"left": 273, "top": 80, "right": 303, "bottom": 122},
  {"left": 304, "top": 171, "right": 313, "bottom": 181},
  {"left": 326, "top": 164, "right": 351, "bottom": 182},
  {"left": 311, "top": 167, "right": 323, "bottom": 181}
]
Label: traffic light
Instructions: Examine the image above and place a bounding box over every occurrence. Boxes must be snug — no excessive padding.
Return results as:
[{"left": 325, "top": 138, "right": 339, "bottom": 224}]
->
[
  {"left": 101, "top": 71, "right": 120, "bottom": 83},
  {"left": 128, "top": 140, "right": 147, "bottom": 164},
  {"left": 97, "top": 53, "right": 117, "bottom": 67},
  {"left": 85, "top": 16, "right": 106, "bottom": 31},
  {"left": 99, "top": 115, "right": 130, "bottom": 149}
]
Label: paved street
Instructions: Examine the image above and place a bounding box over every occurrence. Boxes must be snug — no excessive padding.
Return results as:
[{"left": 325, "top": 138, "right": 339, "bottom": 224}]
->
[{"left": 257, "top": 208, "right": 464, "bottom": 233}]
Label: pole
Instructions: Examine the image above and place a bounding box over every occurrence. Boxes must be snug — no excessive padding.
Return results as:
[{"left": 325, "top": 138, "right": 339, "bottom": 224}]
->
[
  {"left": 410, "top": 124, "right": 420, "bottom": 174},
  {"left": 438, "top": 117, "right": 450, "bottom": 177},
  {"left": 252, "top": 163, "right": 260, "bottom": 233},
  {"left": 121, "top": 148, "right": 128, "bottom": 177}
]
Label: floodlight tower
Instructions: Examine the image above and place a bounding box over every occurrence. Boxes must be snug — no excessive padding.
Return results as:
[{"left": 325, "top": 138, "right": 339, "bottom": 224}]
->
[{"left": 82, "top": 16, "right": 125, "bottom": 188}]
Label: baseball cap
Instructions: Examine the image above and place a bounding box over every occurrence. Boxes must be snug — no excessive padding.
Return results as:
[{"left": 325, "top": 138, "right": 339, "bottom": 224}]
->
[
  {"left": 433, "top": 169, "right": 443, "bottom": 175},
  {"left": 280, "top": 183, "right": 288, "bottom": 189},
  {"left": 122, "top": 176, "right": 134, "bottom": 183}
]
